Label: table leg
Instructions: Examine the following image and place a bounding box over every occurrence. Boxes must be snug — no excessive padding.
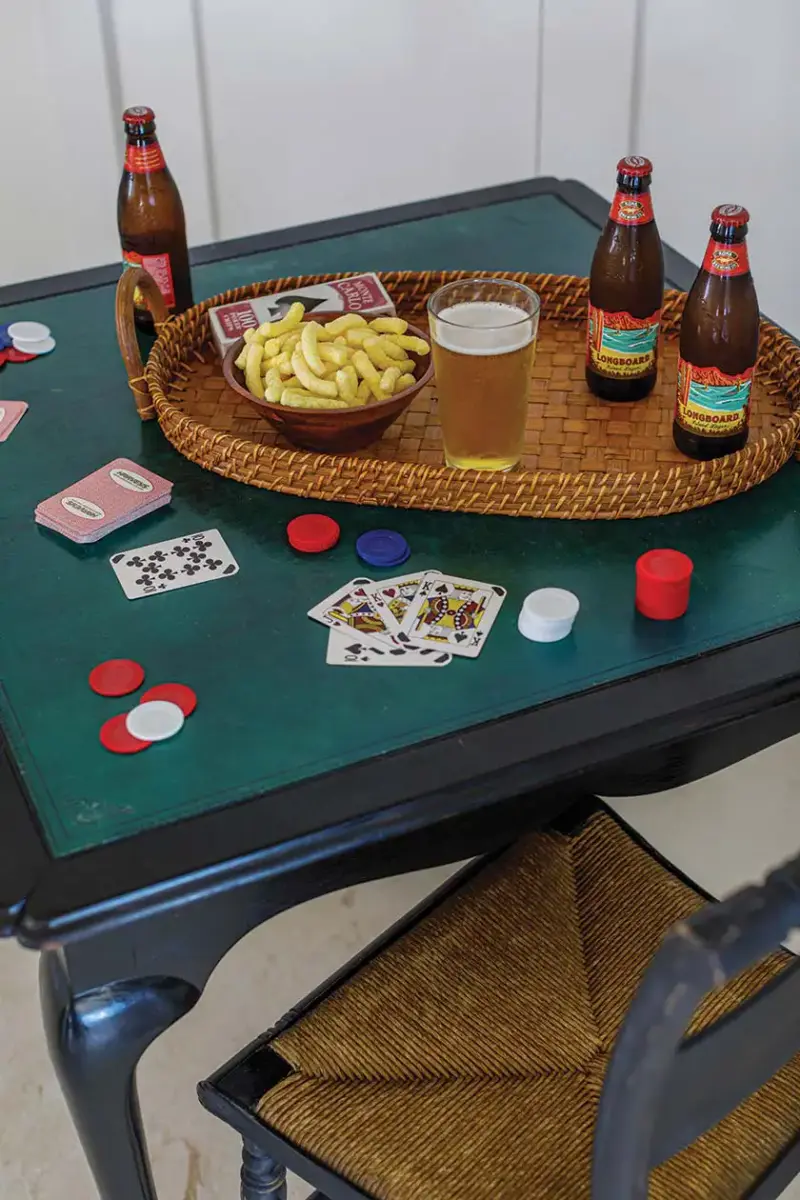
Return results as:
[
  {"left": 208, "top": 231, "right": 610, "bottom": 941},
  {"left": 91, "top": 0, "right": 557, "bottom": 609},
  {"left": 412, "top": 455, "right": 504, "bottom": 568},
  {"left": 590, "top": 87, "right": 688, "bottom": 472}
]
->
[
  {"left": 39, "top": 949, "right": 200, "bottom": 1200},
  {"left": 240, "top": 1139, "right": 287, "bottom": 1200}
]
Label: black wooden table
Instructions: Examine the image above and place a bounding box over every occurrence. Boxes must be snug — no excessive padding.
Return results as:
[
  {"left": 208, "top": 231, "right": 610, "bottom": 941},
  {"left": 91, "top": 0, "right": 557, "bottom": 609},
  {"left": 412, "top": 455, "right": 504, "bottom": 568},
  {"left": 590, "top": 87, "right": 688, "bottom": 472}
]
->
[{"left": 2, "top": 177, "right": 800, "bottom": 1200}]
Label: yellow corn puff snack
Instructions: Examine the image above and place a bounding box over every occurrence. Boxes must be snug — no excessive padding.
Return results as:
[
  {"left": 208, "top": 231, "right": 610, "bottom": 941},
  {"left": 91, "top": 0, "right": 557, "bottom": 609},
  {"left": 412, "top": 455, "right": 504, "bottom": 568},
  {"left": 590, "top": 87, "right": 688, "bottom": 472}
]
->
[
  {"left": 352, "top": 349, "right": 384, "bottom": 401},
  {"left": 256, "top": 301, "right": 305, "bottom": 339},
  {"left": 376, "top": 336, "right": 407, "bottom": 362},
  {"left": 369, "top": 317, "right": 408, "bottom": 335},
  {"left": 244, "top": 343, "right": 264, "bottom": 400},
  {"left": 336, "top": 364, "right": 358, "bottom": 401},
  {"left": 282, "top": 389, "right": 349, "bottom": 409},
  {"left": 345, "top": 327, "right": 375, "bottom": 347},
  {"left": 325, "top": 313, "right": 367, "bottom": 336},
  {"left": 319, "top": 343, "right": 351, "bottom": 367},
  {"left": 291, "top": 349, "right": 339, "bottom": 397},
  {"left": 395, "top": 334, "right": 430, "bottom": 355},
  {"left": 300, "top": 321, "right": 325, "bottom": 376},
  {"left": 396, "top": 372, "right": 416, "bottom": 390},
  {"left": 380, "top": 367, "right": 402, "bottom": 395},
  {"left": 362, "top": 336, "right": 401, "bottom": 371}
]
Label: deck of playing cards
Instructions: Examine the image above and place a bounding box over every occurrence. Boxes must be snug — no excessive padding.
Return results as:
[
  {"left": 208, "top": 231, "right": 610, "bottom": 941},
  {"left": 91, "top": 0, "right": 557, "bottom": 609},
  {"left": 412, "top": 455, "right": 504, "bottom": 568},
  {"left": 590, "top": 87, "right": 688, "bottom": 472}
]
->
[
  {"left": 308, "top": 571, "right": 506, "bottom": 666},
  {"left": 0, "top": 401, "right": 28, "bottom": 442},
  {"left": 35, "top": 459, "right": 172, "bottom": 544}
]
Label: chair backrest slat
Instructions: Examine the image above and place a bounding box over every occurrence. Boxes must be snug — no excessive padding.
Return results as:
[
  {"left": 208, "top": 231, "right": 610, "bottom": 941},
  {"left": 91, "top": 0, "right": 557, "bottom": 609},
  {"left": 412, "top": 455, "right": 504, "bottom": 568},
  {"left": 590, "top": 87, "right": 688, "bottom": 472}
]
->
[
  {"left": 654, "top": 957, "right": 800, "bottom": 1164},
  {"left": 592, "top": 842, "right": 800, "bottom": 1200}
]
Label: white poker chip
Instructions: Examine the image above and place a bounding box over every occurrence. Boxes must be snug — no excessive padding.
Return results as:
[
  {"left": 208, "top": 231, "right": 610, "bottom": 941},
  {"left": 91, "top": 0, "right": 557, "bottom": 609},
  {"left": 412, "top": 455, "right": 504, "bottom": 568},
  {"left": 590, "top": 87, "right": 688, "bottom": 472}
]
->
[
  {"left": 8, "top": 321, "right": 51, "bottom": 342},
  {"left": 126, "top": 700, "right": 185, "bottom": 742},
  {"left": 12, "top": 335, "right": 56, "bottom": 356},
  {"left": 518, "top": 588, "right": 580, "bottom": 643}
]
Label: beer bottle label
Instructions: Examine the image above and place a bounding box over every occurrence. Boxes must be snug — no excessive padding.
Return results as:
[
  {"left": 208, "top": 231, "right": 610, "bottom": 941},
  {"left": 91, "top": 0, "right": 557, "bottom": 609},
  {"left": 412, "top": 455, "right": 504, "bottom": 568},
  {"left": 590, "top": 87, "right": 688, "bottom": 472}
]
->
[
  {"left": 122, "top": 249, "right": 176, "bottom": 310},
  {"left": 609, "top": 191, "right": 654, "bottom": 225},
  {"left": 586, "top": 303, "right": 661, "bottom": 379},
  {"left": 702, "top": 238, "right": 750, "bottom": 277},
  {"left": 124, "top": 142, "right": 167, "bottom": 174},
  {"left": 675, "top": 358, "right": 753, "bottom": 436}
]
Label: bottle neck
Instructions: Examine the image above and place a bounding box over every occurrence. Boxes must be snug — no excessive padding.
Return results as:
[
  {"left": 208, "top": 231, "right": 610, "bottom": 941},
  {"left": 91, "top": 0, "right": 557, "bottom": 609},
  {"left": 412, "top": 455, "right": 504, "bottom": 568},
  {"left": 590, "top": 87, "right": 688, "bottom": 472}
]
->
[
  {"left": 124, "top": 132, "right": 166, "bottom": 175},
  {"left": 609, "top": 187, "right": 654, "bottom": 226},
  {"left": 701, "top": 234, "right": 750, "bottom": 278}
]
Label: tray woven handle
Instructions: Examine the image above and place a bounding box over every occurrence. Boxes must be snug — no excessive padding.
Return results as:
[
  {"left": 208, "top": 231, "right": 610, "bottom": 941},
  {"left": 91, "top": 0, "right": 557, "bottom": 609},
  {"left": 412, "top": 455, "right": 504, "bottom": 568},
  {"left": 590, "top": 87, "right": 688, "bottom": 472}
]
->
[{"left": 115, "top": 267, "right": 169, "bottom": 421}]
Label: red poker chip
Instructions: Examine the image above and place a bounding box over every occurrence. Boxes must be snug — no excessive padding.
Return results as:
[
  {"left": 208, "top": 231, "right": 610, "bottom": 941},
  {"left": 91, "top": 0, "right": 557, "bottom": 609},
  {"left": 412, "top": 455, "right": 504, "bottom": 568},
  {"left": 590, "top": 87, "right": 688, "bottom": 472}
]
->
[
  {"left": 287, "top": 513, "right": 340, "bottom": 553},
  {"left": 89, "top": 658, "right": 145, "bottom": 697},
  {"left": 0, "top": 350, "right": 7, "bottom": 367},
  {"left": 100, "top": 713, "right": 151, "bottom": 755},
  {"left": 5, "top": 347, "right": 37, "bottom": 363},
  {"left": 140, "top": 682, "right": 197, "bottom": 716}
]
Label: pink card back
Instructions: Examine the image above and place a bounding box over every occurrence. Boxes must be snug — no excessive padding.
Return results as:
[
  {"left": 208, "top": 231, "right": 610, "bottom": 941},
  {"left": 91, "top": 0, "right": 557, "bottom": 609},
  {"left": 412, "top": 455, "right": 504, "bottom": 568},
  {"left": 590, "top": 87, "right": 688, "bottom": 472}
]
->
[
  {"left": 35, "top": 458, "right": 172, "bottom": 537},
  {"left": 0, "top": 401, "right": 29, "bottom": 442}
]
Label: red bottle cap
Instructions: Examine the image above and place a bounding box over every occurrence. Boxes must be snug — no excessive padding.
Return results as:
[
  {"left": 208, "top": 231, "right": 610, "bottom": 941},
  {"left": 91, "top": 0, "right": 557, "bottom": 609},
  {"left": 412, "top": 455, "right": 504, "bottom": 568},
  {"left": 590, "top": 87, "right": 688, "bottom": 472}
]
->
[
  {"left": 636, "top": 549, "right": 694, "bottom": 621},
  {"left": 123, "top": 106, "right": 155, "bottom": 125},
  {"left": 712, "top": 204, "right": 749, "bottom": 227},
  {"left": 617, "top": 156, "right": 653, "bottom": 178},
  {"left": 287, "top": 513, "right": 340, "bottom": 553}
]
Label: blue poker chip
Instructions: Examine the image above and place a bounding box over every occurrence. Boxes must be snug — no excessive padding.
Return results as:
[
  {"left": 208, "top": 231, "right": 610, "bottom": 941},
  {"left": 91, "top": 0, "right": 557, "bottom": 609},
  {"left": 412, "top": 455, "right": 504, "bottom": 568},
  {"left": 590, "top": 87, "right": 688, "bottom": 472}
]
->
[
  {"left": 356, "top": 529, "right": 410, "bottom": 568},
  {"left": 0, "top": 324, "right": 12, "bottom": 351}
]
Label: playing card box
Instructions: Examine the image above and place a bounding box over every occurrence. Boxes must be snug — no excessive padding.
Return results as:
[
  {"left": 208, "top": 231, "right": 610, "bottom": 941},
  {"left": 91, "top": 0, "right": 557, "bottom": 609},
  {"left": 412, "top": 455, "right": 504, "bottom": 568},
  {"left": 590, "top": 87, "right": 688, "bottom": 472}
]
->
[{"left": 208, "top": 274, "right": 396, "bottom": 359}]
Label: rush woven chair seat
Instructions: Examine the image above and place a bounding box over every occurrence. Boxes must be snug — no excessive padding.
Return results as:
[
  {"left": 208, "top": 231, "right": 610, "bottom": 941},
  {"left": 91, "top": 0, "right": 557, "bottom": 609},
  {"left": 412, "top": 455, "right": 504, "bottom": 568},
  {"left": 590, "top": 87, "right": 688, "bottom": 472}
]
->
[
  {"left": 199, "top": 805, "right": 800, "bottom": 1200},
  {"left": 117, "top": 269, "right": 800, "bottom": 520}
]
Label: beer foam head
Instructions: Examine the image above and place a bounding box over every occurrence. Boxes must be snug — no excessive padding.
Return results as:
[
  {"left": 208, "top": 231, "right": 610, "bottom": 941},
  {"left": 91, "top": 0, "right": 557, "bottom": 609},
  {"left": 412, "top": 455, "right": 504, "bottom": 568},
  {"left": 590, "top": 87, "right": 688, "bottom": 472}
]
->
[{"left": 432, "top": 301, "right": 534, "bottom": 356}]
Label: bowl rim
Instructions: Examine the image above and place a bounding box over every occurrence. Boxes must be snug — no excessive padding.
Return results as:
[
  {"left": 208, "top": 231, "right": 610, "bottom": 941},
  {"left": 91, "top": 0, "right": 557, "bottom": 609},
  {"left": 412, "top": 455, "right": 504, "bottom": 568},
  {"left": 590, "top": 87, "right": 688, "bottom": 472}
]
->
[{"left": 222, "top": 314, "right": 433, "bottom": 419}]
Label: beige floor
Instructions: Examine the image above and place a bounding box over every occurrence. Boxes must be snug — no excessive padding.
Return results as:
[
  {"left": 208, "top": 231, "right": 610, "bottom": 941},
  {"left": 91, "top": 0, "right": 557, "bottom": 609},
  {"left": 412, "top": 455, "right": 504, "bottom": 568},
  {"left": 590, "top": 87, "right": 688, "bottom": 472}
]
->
[{"left": 3, "top": 734, "right": 800, "bottom": 1200}]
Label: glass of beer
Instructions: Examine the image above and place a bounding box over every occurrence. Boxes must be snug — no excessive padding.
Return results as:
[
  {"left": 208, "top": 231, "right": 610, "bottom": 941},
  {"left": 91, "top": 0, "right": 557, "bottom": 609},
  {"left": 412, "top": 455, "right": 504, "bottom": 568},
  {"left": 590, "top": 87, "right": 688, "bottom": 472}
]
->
[{"left": 428, "top": 278, "right": 540, "bottom": 471}]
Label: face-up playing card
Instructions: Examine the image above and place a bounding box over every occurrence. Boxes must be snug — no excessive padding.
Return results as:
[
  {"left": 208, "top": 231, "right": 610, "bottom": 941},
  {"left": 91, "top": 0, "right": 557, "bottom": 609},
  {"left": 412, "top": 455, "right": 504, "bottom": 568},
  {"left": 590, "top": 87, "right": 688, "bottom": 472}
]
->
[
  {"left": 109, "top": 529, "right": 239, "bottom": 599},
  {"left": 0, "top": 401, "right": 28, "bottom": 442},
  {"left": 368, "top": 571, "right": 441, "bottom": 627},
  {"left": 308, "top": 578, "right": 402, "bottom": 649},
  {"left": 326, "top": 629, "right": 451, "bottom": 667},
  {"left": 36, "top": 458, "right": 172, "bottom": 543},
  {"left": 398, "top": 571, "right": 506, "bottom": 658}
]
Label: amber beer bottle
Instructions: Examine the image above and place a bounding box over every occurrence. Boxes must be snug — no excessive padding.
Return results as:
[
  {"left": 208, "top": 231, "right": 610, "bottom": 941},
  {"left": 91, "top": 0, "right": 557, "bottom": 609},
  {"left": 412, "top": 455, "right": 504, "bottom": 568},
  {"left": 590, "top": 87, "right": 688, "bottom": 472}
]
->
[
  {"left": 673, "top": 205, "right": 758, "bottom": 460},
  {"left": 586, "top": 156, "right": 664, "bottom": 401},
  {"left": 117, "top": 106, "right": 193, "bottom": 332}
]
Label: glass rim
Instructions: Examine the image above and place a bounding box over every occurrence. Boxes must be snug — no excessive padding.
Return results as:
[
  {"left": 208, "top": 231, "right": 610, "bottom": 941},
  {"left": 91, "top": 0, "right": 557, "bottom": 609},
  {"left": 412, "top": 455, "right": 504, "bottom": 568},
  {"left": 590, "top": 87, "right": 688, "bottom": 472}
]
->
[{"left": 427, "top": 277, "right": 541, "bottom": 329}]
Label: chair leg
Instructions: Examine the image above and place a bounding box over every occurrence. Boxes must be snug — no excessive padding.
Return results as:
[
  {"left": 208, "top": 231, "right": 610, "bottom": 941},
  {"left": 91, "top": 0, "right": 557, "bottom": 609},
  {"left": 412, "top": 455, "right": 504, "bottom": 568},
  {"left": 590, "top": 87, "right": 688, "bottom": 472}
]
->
[{"left": 241, "top": 1139, "right": 287, "bottom": 1200}]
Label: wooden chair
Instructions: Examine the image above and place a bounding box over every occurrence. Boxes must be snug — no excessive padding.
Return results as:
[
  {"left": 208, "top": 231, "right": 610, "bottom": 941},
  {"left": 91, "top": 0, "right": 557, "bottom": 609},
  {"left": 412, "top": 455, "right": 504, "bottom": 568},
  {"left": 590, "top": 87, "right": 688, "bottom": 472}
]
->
[{"left": 198, "top": 801, "right": 800, "bottom": 1200}]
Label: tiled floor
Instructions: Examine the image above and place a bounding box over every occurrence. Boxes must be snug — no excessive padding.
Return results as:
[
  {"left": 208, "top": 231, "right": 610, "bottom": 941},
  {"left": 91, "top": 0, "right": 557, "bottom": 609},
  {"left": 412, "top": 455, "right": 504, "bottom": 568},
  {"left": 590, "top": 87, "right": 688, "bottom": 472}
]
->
[{"left": 3, "top": 733, "right": 800, "bottom": 1200}]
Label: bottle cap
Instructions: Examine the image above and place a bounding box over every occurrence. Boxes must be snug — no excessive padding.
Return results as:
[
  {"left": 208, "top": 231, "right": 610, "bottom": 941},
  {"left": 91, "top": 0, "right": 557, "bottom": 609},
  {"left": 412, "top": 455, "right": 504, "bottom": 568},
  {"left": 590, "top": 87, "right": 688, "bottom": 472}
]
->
[
  {"left": 635, "top": 549, "right": 693, "bottom": 620},
  {"left": 123, "top": 106, "right": 155, "bottom": 126},
  {"left": 617, "top": 155, "right": 653, "bottom": 178},
  {"left": 712, "top": 204, "right": 749, "bottom": 227},
  {"left": 518, "top": 588, "right": 580, "bottom": 643}
]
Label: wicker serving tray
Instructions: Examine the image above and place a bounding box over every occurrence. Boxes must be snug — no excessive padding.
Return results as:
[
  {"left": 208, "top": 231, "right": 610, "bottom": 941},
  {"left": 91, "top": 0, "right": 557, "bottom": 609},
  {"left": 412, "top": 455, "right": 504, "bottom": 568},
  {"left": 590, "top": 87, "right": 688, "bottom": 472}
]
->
[{"left": 116, "top": 270, "right": 800, "bottom": 520}]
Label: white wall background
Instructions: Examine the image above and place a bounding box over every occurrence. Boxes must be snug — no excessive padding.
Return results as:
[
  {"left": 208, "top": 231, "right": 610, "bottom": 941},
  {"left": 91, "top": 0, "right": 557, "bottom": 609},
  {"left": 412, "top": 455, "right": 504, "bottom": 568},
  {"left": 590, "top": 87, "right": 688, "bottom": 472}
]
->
[{"left": 1, "top": 0, "right": 798, "bottom": 333}]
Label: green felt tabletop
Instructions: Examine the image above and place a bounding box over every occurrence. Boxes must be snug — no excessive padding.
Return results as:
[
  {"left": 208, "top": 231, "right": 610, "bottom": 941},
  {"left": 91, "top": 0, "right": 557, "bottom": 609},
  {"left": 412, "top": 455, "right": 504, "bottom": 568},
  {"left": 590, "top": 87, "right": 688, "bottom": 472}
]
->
[{"left": 1, "top": 191, "right": 799, "bottom": 858}]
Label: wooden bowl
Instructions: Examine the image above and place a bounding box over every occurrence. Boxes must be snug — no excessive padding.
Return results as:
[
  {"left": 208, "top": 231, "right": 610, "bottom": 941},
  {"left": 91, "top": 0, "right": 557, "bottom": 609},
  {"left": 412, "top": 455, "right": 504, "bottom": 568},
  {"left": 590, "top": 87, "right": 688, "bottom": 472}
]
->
[{"left": 222, "top": 314, "right": 433, "bottom": 453}]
